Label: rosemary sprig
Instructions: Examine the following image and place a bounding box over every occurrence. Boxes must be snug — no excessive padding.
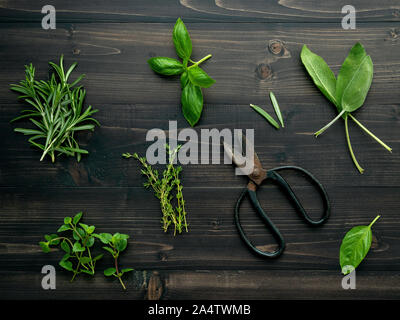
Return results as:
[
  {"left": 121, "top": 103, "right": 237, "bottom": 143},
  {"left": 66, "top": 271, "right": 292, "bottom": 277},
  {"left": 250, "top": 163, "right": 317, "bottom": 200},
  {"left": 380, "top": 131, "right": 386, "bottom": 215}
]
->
[
  {"left": 123, "top": 145, "right": 188, "bottom": 235},
  {"left": 10, "top": 55, "right": 99, "bottom": 162}
]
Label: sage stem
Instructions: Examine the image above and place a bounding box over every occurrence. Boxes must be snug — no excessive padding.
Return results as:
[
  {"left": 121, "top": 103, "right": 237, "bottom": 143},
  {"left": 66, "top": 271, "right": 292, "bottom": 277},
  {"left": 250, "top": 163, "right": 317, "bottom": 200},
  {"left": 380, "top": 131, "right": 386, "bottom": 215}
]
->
[
  {"left": 315, "top": 109, "right": 346, "bottom": 137},
  {"left": 348, "top": 114, "right": 392, "bottom": 152},
  {"left": 345, "top": 115, "right": 364, "bottom": 174}
]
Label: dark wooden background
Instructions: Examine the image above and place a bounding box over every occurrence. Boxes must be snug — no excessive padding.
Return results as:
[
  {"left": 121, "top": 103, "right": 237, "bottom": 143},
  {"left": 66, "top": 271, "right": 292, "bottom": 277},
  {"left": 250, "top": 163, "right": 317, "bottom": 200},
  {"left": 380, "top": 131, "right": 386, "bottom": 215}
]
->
[{"left": 0, "top": 0, "right": 399, "bottom": 300}]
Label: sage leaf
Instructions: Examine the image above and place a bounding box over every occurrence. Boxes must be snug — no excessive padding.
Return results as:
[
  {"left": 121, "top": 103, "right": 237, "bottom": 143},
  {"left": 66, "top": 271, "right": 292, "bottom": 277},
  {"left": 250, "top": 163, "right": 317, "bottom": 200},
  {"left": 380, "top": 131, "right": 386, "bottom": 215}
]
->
[
  {"left": 249, "top": 104, "right": 280, "bottom": 129},
  {"left": 269, "top": 92, "right": 284, "bottom": 127},
  {"left": 300, "top": 45, "right": 337, "bottom": 106},
  {"left": 147, "top": 57, "right": 184, "bottom": 76},
  {"left": 339, "top": 215, "right": 380, "bottom": 274},
  {"left": 181, "top": 82, "right": 203, "bottom": 127},
  {"left": 172, "top": 18, "right": 192, "bottom": 59},
  {"left": 188, "top": 66, "right": 215, "bottom": 88}
]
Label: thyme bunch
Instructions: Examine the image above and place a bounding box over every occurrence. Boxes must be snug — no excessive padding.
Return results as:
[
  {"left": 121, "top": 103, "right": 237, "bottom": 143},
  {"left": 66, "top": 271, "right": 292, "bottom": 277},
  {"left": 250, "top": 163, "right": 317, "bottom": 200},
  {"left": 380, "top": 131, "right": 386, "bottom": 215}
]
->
[{"left": 123, "top": 145, "right": 188, "bottom": 235}]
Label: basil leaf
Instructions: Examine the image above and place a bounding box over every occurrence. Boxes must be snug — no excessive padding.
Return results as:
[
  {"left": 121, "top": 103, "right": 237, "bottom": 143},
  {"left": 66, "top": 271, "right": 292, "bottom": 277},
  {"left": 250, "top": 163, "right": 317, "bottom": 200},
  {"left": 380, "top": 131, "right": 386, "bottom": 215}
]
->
[
  {"left": 249, "top": 104, "right": 280, "bottom": 129},
  {"left": 172, "top": 18, "right": 192, "bottom": 59},
  {"left": 181, "top": 82, "right": 203, "bottom": 127},
  {"left": 147, "top": 57, "right": 184, "bottom": 76},
  {"left": 339, "top": 215, "right": 380, "bottom": 274},
  {"left": 59, "top": 259, "right": 73, "bottom": 271},
  {"left": 180, "top": 71, "right": 189, "bottom": 88},
  {"left": 300, "top": 45, "right": 337, "bottom": 107},
  {"left": 337, "top": 43, "right": 373, "bottom": 113},
  {"left": 188, "top": 66, "right": 215, "bottom": 88}
]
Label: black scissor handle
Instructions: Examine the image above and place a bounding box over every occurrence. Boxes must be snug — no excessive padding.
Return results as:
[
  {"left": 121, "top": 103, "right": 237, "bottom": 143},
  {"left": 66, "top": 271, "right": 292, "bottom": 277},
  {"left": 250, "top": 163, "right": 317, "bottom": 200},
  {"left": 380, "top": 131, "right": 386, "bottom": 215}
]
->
[
  {"left": 235, "top": 187, "right": 285, "bottom": 258},
  {"left": 267, "top": 166, "right": 330, "bottom": 226}
]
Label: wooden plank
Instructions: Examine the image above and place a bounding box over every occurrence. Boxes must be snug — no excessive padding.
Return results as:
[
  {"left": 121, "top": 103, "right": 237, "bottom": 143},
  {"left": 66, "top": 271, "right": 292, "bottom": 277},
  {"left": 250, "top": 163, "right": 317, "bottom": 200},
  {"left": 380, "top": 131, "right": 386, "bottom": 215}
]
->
[
  {"left": 0, "top": 187, "right": 398, "bottom": 271},
  {"left": 1, "top": 23, "right": 400, "bottom": 107},
  {"left": 0, "top": 23, "right": 398, "bottom": 188},
  {"left": 1, "top": 270, "right": 399, "bottom": 300},
  {"left": 1, "top": 0, "right": 400, "bottom": 23}
]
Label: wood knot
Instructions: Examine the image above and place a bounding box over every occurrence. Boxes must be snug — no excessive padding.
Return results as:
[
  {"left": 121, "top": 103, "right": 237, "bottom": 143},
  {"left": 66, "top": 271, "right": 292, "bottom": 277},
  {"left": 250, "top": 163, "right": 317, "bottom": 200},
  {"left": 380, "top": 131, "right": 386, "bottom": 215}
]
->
[
  {"left": 72, "top": 48, "right": 81, "bottom": 55},
  {"left": 211, "top": 218, "right": 222, "bottom": 229},
  {"left": 147, "top": 271, "right": 163, "bottom": 300},
  {"left": 389, "top": 28, "right": 399, "bottom": 39},
  {"left": 393, "top": 9, "right": 400, "bottom": 18},
  {"left": 159, "top": 252, "right": 168, "bottom": 261},
  {"left": 255, "top": 63, "right": 273, "bottom": 80},
  {"left": 268, "top": 39, "right": 285, "bottom": 55}
]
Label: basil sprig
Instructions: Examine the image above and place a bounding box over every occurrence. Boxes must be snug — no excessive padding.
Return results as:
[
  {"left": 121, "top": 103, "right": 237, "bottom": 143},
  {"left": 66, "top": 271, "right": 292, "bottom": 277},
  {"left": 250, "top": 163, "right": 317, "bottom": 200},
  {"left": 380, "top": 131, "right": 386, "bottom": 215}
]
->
[
  {"left": 148, "top": 18, "right": 215, "bottom": 127},
  {"left": 301, "top": 43, "right": 392, "bottom": 173},
  {"left": 340, "top": 215, "right": 380, "bottom": 274}
]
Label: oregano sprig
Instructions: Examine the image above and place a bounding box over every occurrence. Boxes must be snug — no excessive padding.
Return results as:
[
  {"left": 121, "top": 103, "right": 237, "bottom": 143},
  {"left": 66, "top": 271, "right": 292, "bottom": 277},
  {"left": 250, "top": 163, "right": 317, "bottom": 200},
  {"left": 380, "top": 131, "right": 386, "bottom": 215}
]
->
[
  {"left": 148, "top": 18, "right": 215, "bottom": 127},
  {"left": 123, "top": 145, "right": 188, "bottom": 235},
  {"left": 301, "top": 43, "right": 392, "bottom": 173},
  {"left": 94, "top": 232, "right": 133, "bottom": 290},
  {"left": 39, "top": 212, "right": 133, "bottom": 290},
  {"left": 10, "top": 55, "right": 99, "bottom": 162}
]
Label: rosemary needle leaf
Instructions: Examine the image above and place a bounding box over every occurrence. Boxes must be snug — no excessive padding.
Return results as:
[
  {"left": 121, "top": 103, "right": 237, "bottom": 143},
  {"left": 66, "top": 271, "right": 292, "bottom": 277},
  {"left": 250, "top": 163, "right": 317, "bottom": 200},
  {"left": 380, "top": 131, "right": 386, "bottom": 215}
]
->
[
  {"left": 269, "top": 91, "right": 284, "bottom": 128},
  {"left": 249, "top": 104, "right": 280, "bottom": 129}
]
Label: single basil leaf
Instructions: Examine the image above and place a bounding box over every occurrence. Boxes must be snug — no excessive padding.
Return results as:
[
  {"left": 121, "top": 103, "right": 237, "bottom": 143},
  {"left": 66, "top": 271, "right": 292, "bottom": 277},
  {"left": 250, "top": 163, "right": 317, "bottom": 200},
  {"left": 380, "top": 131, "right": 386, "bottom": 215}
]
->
[
  {"left": 249, "top": 104, "right": 280, "bottom": 129},
  {"left": 104, "top": 267, "right": 116, "bottom": 277},
  {"left": 339, "top": 215, "right": 380, "bottom": 274},
  {"left": 147, "top": 57, "right": 184, "bottom": 76},
  {"left": 102, "top": 246, "right": 115, "bottom": 255},
  {"left": 93, "top": 254, "right": 103, "bottom": 262},
  {"left": 300, "top": 44, "right": 337, "bottom": 107},
  {"left": 340, "top": 51, "right": 373, "bottom": 112},
  {"left": 181, "top": 82, "right": 203, "bottom": 127},
  {"left": 64, "top": 217, "right": 72, "bottom": 224},
  {"left": 121, "top": 268, "right": 134, "bottom": 274},
  {"left": 80, "top": 269, "right": 94, "bottom": 275},
  {"left": 172, "top": 18, "right": 192, "bottom": 59},
  {"left": 181, "top": 71, "right": 189, "bottom": 88},
  {"left": 80, "top": 256, "right": 91, "bottom": 265},
  {"left": 116, "top": 239, "right": 128, "bottom": 252},
  {"left": 188, "top": 66, "right": 215, "bottom": 88}
]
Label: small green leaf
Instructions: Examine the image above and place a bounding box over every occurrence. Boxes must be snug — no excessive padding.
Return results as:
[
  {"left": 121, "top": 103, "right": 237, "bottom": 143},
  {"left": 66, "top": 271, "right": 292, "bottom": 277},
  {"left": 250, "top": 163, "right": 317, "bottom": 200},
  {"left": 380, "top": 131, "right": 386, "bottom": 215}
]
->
[
  {"left": 172, "top": 18, "right": 192, "bottom": 59},
  {"left": 269, "top": 92, "right": 284, "bottom": 128},
  {"left": 80, "top": 256, "right": 91, "bottom": 265},
  {"left": 181, "top": 82, "right": 203, "bottom": 127},
  {"left": 57, "top": 224, "right": 71, "bottom": 232},
  {"left": 59, "top": 259, "right": 73, "bottom": 271},
  {"left": 80, "top": 269, "right": 94, "bottom": 275},
  {"left": 147, "top": 57, "right": 184, "bottom": 76},
  {"left": 121, "top": 268, "right": 134, "bottom": 274},
  {"left": 86, "top": 236, "right": 95, "bottom": 248},
  {"left": 39, "top": 241, "right": 50, "bottom": 253},
  {"left": 102, "top": 246, "right": 115, "bottom": 256},
  {"left": 73, "top": 228, "right": 85, "bottom": 241},
  {"left": 61, "top": 253, "right": 70, "bottom": 262},
  {"left": 104, "top": 267, "right": 116, "bottom": 276},
  {"left": 116, "top": 239, "right": 128, "bottom": 252},
  {"left": 72, "top": 242, "right": 85, "bottom": 252},
  {"left": 94, "top": 233, "right": 112, "bottom": 244},
  {"left": 93, "top": 254, "right": 103, "bottom": 262},
  {"left": 61, "top": 240, "right": 70, "bottom": 253},
  {"left": 249, "top": 104, "right": 280, "bottom": 129},
  {"left": 188, "top": 66, "right": 215, "bottom": 88},
  {"left": 64, "top": 217, "right": 72, "bottom": 224},
  {"left": 340, "top": 215, "right": 380, "bottom": 274},
  {"left": 73, "top": 212, "right": 83, "bottom": 225}
]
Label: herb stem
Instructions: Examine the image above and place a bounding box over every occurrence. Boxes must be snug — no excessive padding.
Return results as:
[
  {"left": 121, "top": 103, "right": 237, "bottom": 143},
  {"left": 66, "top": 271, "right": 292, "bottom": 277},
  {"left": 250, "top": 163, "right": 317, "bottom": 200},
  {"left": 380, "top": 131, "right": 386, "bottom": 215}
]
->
[
  {"left": 345, "top": 115, "right": 364, "bottom": 174},
  {"left": 188, "top": 54, "right": 212, "bottom": 69},
  {"left": 114, "top": 255, "right": 126, "bottom": 290},
  {"left": 368, "top": 215, "right": 381, "bottom": 228},
  {"left": 314, "top": 109, "right": 346, "bottom": 137},
  {"left": 348, "top": 114, "right": 392, "bottom": 152}
]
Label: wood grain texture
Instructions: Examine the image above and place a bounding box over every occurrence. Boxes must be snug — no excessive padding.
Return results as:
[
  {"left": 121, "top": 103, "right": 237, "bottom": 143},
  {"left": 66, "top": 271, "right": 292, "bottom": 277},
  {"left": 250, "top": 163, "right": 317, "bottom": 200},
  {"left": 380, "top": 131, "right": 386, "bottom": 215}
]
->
[
  {"left": 1, "top": 0, "right": 400, "bottom": 23},
  {"left": 0, "top": 1, "right": 399, "bottom": 300}
]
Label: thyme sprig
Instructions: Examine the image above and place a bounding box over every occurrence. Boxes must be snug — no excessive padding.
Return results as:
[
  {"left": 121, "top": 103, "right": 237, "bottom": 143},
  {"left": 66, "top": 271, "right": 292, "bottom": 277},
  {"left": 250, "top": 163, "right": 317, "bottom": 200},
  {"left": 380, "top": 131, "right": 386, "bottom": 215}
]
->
[{"left": 123, "top": 145, "right": 188, "bottom": 235}]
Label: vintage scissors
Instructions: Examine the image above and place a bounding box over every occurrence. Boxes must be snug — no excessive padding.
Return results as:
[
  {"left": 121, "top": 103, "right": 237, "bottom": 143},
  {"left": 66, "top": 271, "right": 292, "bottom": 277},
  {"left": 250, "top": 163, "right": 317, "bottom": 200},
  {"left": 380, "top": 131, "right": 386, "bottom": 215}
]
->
[{"left": 223, "top": 136, "right": 330, "bottom": 258}]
